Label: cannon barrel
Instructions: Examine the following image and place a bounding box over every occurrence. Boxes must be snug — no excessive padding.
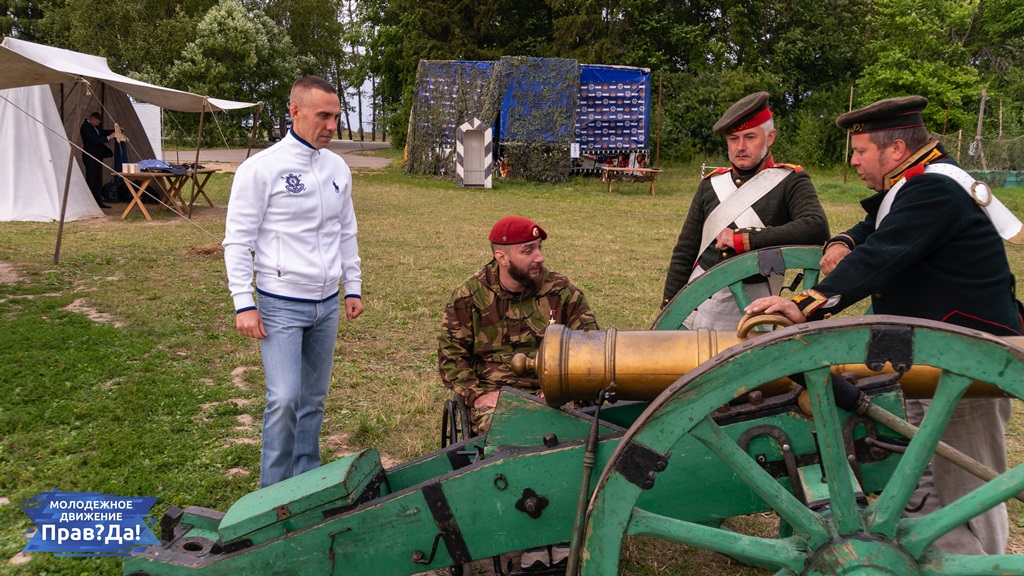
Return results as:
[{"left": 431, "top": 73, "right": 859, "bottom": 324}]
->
[{"left": 513, "top": 325, "right": 1024, "bottom": 407}]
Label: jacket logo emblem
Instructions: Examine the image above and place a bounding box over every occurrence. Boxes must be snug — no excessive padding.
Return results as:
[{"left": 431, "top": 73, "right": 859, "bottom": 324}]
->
[
  {"left": 282, "top": 173, "right": 305, "bottom": 194},
  {"left": 333, "top": 180, "right": 340, "bottom": 194}
]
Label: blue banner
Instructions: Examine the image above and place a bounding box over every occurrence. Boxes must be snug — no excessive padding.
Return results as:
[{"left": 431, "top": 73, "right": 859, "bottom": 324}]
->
[
  {"left": 21, "top": 491, "right": 159, "bottom": 557},
  {"left": 575, "top": 64, "right": 651, "bottom": 153}
]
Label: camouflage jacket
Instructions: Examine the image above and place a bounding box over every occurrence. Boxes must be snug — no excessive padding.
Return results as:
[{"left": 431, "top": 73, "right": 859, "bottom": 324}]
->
[{"left": 439, "top": 260, "right": 598, "bottom": 403}]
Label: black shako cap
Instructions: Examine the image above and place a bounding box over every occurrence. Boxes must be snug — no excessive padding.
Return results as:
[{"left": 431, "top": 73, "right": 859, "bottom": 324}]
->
[
  {"left": 836, "top": 95, "right": 929, "bottom": 133},
  {"left": 712, "top": 91, "right": 771, "bottom": 135}
]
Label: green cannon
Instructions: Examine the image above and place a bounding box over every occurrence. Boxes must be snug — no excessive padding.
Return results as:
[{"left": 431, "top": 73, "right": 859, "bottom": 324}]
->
[{"left": 122, "top": 248, "right": 1024, "bottom": 575}]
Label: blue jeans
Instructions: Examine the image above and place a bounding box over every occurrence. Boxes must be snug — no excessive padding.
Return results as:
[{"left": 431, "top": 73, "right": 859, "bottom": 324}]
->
[{"left": 256, "top": 292, "right": 340, "bottom": 488}]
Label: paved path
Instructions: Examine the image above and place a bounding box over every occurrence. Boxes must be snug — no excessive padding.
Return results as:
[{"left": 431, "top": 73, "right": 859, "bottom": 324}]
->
[{"left": 163, "top": 140, "right": 392, "bottom": 171}]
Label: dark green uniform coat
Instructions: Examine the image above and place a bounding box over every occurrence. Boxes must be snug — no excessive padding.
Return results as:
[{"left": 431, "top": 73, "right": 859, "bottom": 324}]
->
[
  {"left": 663, "top": 154, "right": 830, "bottom": 305},
  {"left": 807, "top": 142, "right": 1023, "bottom": 336}
]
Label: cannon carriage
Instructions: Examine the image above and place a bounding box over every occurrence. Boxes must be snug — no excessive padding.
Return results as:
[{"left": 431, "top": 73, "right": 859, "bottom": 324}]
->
[{"left": 124, "top": 248, "right": 1024, "bottom": 576}]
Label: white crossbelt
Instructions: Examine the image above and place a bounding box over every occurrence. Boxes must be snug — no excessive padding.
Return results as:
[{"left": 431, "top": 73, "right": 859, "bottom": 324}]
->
[
  {"left": 699, "top": 167, "right": 792, "bottom": 258},
  {"left": 688, "top": 167, "right": 791, "bottom": 285},
  {"left": 877, "top": 163, "right": 1024, "bottom": 244}
]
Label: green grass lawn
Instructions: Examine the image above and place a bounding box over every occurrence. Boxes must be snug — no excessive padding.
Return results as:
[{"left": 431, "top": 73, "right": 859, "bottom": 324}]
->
[{"left": 2, "top": 155, "right": 1024, "bottom": 575}]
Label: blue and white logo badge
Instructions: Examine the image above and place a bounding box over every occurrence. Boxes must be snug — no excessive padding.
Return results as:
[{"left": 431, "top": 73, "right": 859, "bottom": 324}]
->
[
  {"left": 21, "top": 491, "right": 159, "bottom": 557},
  {"left": 333, "top": 180, "right": 340, "bottom": 194},
  {"left": 282, "top": 173, "right": 306, "bottom": 194}
]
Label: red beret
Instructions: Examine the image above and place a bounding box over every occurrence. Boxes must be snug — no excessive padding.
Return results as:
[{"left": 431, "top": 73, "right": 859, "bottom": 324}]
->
[{"left": 489, "top": 215, "right": 547, "bottom": 245}]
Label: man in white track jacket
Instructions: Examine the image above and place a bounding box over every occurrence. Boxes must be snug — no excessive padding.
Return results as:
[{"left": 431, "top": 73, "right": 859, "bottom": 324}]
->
[{"left": 223, "top": 75, "right": 364, "bottom": 488}]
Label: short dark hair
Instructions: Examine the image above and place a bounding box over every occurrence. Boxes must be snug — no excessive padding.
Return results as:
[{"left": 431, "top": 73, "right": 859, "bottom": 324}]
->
[
  {"left": 88, "top": 112, "right": 102, "bottom": 121},
  {"left": 290, "top": 76, "right": 337, "bottom": 101},
  {"left": 869, "top": 126, "right": 931, "bottom": 152}
]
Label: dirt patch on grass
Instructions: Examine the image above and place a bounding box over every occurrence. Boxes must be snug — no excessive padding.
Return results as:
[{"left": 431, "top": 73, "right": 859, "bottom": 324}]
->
[
  {"left": 188, "top": 243, "right": 224, "bottom": 257},
  {"left": 7, "top": 552, "right": 31, "bottom": 565},
  {"left": 202, "top": 398, "right": 254, "bottom": 410},
  {"left": 0, "top": 261, "right": 22, "bottom": 284},
  {"left": 225, "top": 468, "right": 251, "bottom": 478},
  {"left": 231, "top": 366, "right": 262, "bottom": 390},
  {"left": 324, "top": 433, "right": 399, "bottom": 468},
  {"left": 64, "top": 298, "right": 124, "bottom": 328},
  {"left": 224, "top": 437, "right": 259, "bottom": 446}
]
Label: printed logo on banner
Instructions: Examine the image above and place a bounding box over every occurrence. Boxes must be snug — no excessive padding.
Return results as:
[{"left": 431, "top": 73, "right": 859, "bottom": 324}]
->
[{"left": 21, "top": 491, "right": 159, "bottom": 557}]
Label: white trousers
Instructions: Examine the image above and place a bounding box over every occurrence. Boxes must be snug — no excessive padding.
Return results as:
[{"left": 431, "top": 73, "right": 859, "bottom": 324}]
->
[
  {"left": 683, "top": 282, "right": 772, "bottom": 331},
  {"left": 904, "top": 397, "right": 1011, "bottom": 554}
]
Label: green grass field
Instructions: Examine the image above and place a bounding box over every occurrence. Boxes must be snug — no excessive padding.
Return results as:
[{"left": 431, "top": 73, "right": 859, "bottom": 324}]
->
[{"left": 2, "top": 152, "right": 1024, "bottom": 575}]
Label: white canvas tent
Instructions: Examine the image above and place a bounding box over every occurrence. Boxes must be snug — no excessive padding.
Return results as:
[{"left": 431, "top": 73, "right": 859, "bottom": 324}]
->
[
  {"left": 0, "top": 37, "right": 258, "bottom": 233},
  {"left": 133, "top": 102, "right": 162, "bottom": 159}
]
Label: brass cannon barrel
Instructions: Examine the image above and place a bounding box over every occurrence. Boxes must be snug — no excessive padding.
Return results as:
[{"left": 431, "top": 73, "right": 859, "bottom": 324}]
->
[{"left": 513, "top": 325, "right": 1024, "bottom": 407}]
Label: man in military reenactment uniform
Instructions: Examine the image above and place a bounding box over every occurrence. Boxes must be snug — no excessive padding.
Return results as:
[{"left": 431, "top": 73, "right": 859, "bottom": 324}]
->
[
  {"left": 747, "top": 95, "right": 1024, "bottom": 554},
  {"left": 439, "top": 215, "right": 599, "bottom": 435},
  {"left": 663, "top": 91, "right": 829, "bottom": 329}
]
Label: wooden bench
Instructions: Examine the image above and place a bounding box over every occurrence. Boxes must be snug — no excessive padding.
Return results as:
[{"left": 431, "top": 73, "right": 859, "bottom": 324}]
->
[{"left": 601, "top": 166, "right": 664, "bottom": 196}]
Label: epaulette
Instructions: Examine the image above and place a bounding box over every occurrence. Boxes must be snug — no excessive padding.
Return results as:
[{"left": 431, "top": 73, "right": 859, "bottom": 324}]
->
[
  {"left": 773, "top": 162, "right": 804, "bottom": 173},
  {"left": 703, "top": 167, "right": 731, "bottom": 180}
]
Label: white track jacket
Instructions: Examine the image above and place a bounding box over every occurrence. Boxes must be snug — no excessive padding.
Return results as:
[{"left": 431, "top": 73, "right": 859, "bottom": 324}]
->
[{"left": 223, "top": 131, "right": 361, "bottom": 312}]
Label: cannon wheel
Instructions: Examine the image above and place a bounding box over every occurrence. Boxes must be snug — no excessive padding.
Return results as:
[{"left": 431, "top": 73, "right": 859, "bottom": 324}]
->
[
  {"left": 652, "top": 246, "right": 823, "bottom": 330},
  {"left": 581, "top": 316, "right": 1024, "bottom": 575}
]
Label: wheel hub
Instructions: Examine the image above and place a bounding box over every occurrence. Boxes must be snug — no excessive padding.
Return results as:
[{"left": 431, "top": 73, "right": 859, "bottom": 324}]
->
[{"left": 805, "top": 535, "right": 921, "bottom": 576}]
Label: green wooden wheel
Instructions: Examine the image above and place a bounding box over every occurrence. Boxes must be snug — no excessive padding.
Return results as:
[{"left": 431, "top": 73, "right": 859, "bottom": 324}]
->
[
  {"left": 653, "top": 246, "right": 824, "bottom": 330},
  {"left": 581, "top": 316, "right": 1024, "bottom": 575}
]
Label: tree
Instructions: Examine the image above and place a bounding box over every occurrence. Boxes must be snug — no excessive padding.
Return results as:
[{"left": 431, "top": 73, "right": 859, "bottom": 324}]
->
[
  {"left": 855, "top": 0, "right": 981, "bottom": 135},
  {"left": 164, "top": 0, "right": 302, "bottom": 145},
  {"left": 357, "top": 0, "right": 564, "bottom": 146},
  {"left": 245, "top": 0, "right": 347, "bottom": 81},
  {"left": 1, "top": 0, "right": 49, "bottom": 40},
  {"left": 35, "top": 0, "right": 218, "bottom": 77}
]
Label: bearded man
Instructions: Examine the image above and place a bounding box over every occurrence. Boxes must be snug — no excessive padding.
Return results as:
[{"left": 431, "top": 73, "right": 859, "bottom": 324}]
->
[
  {"left": 662, "top": 91, "right": 829, "bottom": 329},
  {"left": 439, "top": 215, "right": 599, "bottom": 434}
]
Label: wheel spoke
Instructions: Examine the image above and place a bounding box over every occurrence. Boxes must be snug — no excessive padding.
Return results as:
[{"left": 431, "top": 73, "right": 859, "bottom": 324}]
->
[
  {"left": 690, "top": 417, "right": 830, "bottom": 547},
  {"left": 868, "top": 371, "right": 972, "bottom": 538},
  {"left": 920, "top": 551, "right": 1024, "bottom": 575},
  {"left": 802, "top": 269, "right": 820, "bottom": 289},
  {"left": 901, "top": 461, "right": 1024, "bottom": 557},
  {"left": 627, "top": 508, "right": 807, "bottom": 573},
  {"left": 804, "top": 367, "right": 861, "bottom": 535},
  {"left": 727, "top": 281, "right": 755, "bottom": 314}
]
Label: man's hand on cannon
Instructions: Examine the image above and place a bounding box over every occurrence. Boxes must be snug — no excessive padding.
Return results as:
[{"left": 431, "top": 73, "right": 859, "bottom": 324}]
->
[{"left": 745, "top": 296, "right": 807, "bottom": 325}]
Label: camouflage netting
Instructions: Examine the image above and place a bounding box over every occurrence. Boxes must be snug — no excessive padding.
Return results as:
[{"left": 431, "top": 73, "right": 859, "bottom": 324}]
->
[
  {"left": 491, "top": 57, "right": 579, "bottom": 183},
  {"left": 936, "top": 132, "right": 1024, "bottom": 187},
  {"left": 406, "top": 61, "right": 496, "bottom": 177},
  {"left": 406, "top": 57, "right": 580, "bottom": 183}
]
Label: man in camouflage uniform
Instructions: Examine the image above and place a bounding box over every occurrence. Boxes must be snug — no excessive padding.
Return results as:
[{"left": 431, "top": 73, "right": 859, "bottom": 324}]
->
[{"left": 439, "top": 215, "right": 599, "bottom": 435}]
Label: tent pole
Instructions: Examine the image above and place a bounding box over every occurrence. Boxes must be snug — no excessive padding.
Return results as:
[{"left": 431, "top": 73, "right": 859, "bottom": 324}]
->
[
  {"left": 656, "top": 70, "right": 662, "bottom": 168},
  {"left": 843, "top": 85, "right": 854, "bottom": 184},
  {"left": 188, "top": 100, "right": 207, "bottom": 217},
  {"left": 55, "top": 80, "right": 89, "bottom": 264},
  {"left": 246, "top": 101, "right": 264, "bottom": 160}
]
